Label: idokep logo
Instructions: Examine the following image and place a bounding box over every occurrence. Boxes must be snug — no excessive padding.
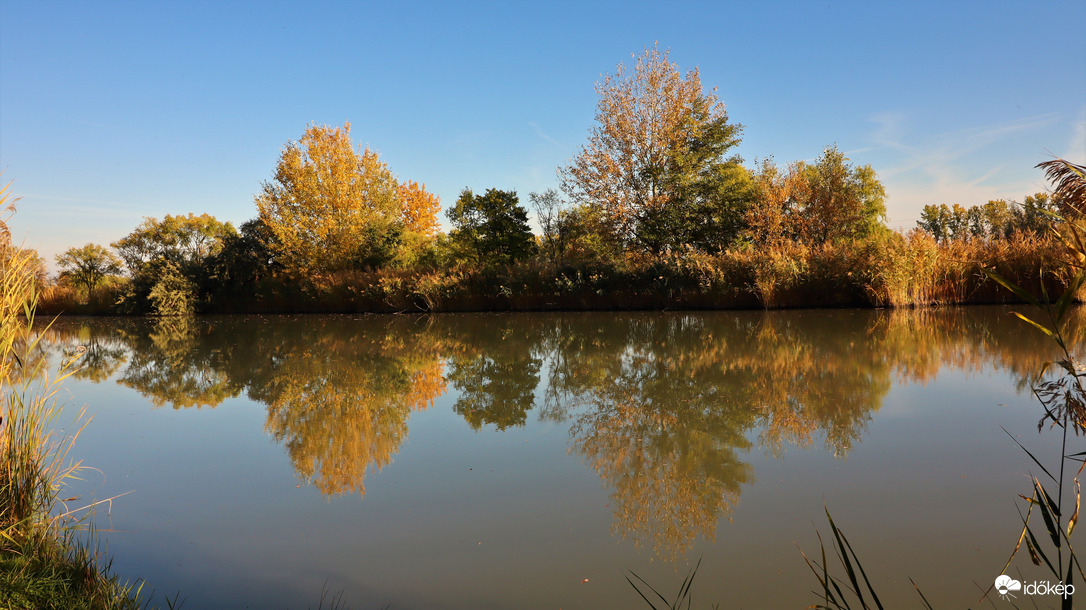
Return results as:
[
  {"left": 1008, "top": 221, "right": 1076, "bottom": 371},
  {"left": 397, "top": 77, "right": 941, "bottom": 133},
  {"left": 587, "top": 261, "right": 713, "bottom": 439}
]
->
[
  {"left": 994, "top": 574, "right": 1074, "bottom": 601},
  {"left": 994, "top": 575, "right": 1021, "bottom": 599}
]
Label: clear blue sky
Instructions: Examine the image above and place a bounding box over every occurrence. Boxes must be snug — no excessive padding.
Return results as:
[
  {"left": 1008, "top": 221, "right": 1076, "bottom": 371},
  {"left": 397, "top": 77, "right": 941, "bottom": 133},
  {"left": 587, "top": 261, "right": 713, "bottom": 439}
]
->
[{"left": 2, "top": 0, "right": 1084, "bottom": 271}]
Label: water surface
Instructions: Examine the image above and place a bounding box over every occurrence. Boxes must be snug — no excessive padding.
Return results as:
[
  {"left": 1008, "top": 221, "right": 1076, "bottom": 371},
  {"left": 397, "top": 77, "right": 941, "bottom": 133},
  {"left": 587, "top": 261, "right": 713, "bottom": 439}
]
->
[{"left": 38, "top": 307, "right": 1083, "bottom": 608}]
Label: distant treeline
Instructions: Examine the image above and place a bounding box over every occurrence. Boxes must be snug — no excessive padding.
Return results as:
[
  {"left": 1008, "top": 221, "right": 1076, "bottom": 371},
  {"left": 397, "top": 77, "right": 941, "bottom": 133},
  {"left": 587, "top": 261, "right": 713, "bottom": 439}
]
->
[{"left": 31, "top": 47, "right": 1083, "bottom": 315}]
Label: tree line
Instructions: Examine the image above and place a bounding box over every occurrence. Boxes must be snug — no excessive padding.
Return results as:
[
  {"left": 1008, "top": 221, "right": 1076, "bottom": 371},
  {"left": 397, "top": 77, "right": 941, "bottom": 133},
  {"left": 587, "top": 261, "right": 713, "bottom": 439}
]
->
[{"left": 42, "top": 45, "right": 1079, "bottom": 315}]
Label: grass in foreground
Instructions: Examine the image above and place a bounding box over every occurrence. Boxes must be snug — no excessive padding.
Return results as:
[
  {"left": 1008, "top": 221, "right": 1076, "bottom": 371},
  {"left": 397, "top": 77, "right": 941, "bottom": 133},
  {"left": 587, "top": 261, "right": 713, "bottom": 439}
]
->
[{"left": 1, "top": 181, "right": 165, "bottom": 609}]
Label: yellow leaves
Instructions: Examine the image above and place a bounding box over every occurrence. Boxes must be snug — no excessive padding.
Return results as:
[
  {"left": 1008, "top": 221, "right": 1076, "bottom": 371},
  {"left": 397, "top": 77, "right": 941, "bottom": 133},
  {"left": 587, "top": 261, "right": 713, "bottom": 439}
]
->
[
  {"left": 561, "top": 44, "right": 734, "bottom": 250},
  {"left": 256, "top": 123, "right": 441, "bottom": 273},
  {"left": 256, "top": 123, "right": 401, "bottom": 273},
  {"left": 398, "top": 180, "right": 441, "bottom": 238}
]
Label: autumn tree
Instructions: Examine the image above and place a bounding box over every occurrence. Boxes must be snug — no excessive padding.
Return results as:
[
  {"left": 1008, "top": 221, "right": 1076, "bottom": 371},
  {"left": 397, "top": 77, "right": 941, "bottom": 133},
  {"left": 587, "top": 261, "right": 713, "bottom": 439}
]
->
[
  {"left": 745, "top": 147, "right": 885, "bottom": 245},
  {"left": 55, "top": 243, "right": 123, "bottom": 302},
  {"left": 561, "top": 45, "right": 751, "bottom": 254},
  {"left": 744, "top": 158, "right": 809, "bottom": 244},
  {"left": 256, "top": 122, "right": 418, "bottom": 273},
  {"left": 794, "top": 146, "right": 886, "bottom": 243},
  {"left": 447, "top": 188, "right": 536, "bottom": 265},
  {"left": 398, "top": 180, "right": 441, "bottom": 238}
]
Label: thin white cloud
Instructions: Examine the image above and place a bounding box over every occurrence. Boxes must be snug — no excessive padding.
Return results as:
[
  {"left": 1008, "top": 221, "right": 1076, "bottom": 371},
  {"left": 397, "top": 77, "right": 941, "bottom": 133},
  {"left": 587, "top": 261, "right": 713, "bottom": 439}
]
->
[
  {"left": 1063, "top": 106, "right": 1086, "bottom": 161},
  {"left": 529, "top": 122, "right": 559, "bottom": 147},
  {"left": 867, "top": 112, "right": 1062, "bottom": 229},
  {"left": 872, "top": 113, "right": 1060, "bottom": 180}
]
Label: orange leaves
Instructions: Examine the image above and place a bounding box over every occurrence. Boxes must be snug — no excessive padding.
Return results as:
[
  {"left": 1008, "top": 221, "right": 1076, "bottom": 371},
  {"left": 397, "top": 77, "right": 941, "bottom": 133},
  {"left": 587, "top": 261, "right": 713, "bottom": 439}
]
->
[{"left": 257, "top": 122, "right": 401, "bottom": 273}]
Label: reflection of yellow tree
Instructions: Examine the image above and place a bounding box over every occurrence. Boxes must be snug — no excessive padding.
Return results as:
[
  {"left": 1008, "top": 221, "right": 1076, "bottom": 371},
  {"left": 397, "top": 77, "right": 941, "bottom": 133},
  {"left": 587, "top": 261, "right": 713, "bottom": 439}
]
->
[
  {"left": 254, "top": 321, "right": 447, "bottom": 497},
  {"left": 572, "top": 388, "right": 754, "bottom": 559},
  {"left": 548, "top": 315, "right": 758, "bottom": 558},
  {"left": 734, "top": 312, "right": 890, "bottom": 457}
]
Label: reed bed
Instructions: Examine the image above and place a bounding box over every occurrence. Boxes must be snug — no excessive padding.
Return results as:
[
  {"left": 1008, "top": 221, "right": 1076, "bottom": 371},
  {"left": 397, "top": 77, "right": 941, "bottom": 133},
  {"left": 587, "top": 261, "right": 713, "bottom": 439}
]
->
[
  {"left": 174, "top": 231, "right": 1072, "bottom": 315},
  {"left": 1, "top": 187, "right": 155, "bottom": 608}
]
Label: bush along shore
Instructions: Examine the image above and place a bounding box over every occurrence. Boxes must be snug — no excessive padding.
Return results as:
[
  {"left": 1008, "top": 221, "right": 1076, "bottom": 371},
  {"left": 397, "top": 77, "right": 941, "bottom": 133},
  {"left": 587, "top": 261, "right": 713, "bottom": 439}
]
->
[{"left": 37, "top": 229, "right": 1079, "bottom": 316}]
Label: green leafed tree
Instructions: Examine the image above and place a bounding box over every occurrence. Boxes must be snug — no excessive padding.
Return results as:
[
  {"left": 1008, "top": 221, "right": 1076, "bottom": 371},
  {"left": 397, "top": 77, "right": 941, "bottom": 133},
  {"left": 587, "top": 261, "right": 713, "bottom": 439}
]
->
[
  {"left": 55, "top": 243, "right": 122, "bottom": 302},
  {"left": 111, "top": 213, "right": 235, "bottom": 313},
  {"left": 447, "top": 188, "right": 536, "bottom": 266},
  {"left": 112, "top": 213, "right": 237, "bottom": 276}
]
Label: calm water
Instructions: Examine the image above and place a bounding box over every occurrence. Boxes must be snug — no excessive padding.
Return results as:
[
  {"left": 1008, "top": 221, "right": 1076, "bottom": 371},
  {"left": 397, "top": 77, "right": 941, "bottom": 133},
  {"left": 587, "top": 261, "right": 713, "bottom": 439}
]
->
[{"left": 32, "top": 308, "right": 1084, "bottom": 608}]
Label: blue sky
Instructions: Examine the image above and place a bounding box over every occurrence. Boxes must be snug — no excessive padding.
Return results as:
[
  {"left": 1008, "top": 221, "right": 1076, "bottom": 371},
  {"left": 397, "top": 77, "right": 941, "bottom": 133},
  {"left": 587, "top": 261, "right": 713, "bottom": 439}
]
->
[{"left": 2, "top": 0, "right": 1084, "bottom": 271}]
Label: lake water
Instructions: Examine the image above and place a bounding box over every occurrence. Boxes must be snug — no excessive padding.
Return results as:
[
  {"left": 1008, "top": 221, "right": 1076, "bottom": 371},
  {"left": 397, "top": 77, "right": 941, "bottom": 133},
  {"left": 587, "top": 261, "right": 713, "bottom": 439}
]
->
[{"left": 33, "top": 307, "right": 1084, "bottom": 608}]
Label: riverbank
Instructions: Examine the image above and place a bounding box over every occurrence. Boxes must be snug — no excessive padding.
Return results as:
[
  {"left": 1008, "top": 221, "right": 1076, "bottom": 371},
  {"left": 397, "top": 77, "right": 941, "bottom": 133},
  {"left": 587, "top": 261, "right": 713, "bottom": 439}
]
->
[{"left": 38, "top": 232, "right": 1077, "bottom": 316}]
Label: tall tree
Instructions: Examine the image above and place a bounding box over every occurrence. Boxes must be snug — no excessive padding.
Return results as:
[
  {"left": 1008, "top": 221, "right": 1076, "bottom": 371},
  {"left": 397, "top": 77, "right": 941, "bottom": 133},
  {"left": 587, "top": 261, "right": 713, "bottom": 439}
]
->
[
  {"left": 447, "top": 188, "right": 536, "bottom": 266},
  {"left": 255, "top": 122, "right": 402, "bottom": 273},
  {"left": 561, "top": 45, "right": 750, "bottom": 254},
  {"left": 55, "top": 243, "right": 123, "bottom": 301}
]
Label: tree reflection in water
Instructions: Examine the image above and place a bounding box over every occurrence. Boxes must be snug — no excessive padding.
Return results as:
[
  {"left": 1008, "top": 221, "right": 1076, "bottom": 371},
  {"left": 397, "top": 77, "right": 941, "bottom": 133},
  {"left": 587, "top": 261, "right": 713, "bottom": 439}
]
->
[{"left": 40, "top": 307, "right": 1082, "bottom": 559}]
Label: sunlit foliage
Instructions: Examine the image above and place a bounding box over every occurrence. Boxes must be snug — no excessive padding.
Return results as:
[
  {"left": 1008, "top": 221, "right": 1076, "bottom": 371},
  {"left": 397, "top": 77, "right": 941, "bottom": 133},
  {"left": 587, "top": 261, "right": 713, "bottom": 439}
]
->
[
  {"left": 561, "top": 44, "right": 751, "bottom": 254},
  {"left": 112, "top": 213, "right": 236, "bottom": 275},
  {"left": 917, "top": 193, "right": 1071, "bottom": 242},
  {"left": 748, "top": 147, "right": 886, "bottom": 245},
  {"left": 398, "top": 179, "right": 441, "bottom": 238},
  {"left": 256, "top": 122, "right": 418, "bottom": 273}
]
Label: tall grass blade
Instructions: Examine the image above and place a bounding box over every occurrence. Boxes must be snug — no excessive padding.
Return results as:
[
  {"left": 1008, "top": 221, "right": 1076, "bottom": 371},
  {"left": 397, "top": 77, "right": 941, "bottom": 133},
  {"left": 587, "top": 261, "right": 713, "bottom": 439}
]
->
[
  {"left": 1013, "top": 312, "right": 1057, "bottom": 339},
  {"left": 1003, "top": 426, "right": 1057, "bottom": 483},
  {"left": 909, "top": 577, "right": 935, "bottom": 610},
  {"left": 984, "top": 268, "right": 1042, "bottom": 307},
  {"left": 1070, "top": 477, "right": 1081, "bottom": 538},
  {"left": 1035, "top": 479, "right": 1063, "bottom": 544},
  {"left": 625, "top": 558, "right": 704, "bottom": 610}
]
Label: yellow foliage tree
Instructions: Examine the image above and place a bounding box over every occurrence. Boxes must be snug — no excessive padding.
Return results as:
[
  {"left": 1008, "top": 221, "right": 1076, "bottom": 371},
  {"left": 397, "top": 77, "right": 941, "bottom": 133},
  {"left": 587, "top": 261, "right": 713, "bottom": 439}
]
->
[
  {"left": 255, "top": 122, "right": 402, "bottom": 273},
  {"left": 398, "top": 179, "right": 441, "bottom": 238}
]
